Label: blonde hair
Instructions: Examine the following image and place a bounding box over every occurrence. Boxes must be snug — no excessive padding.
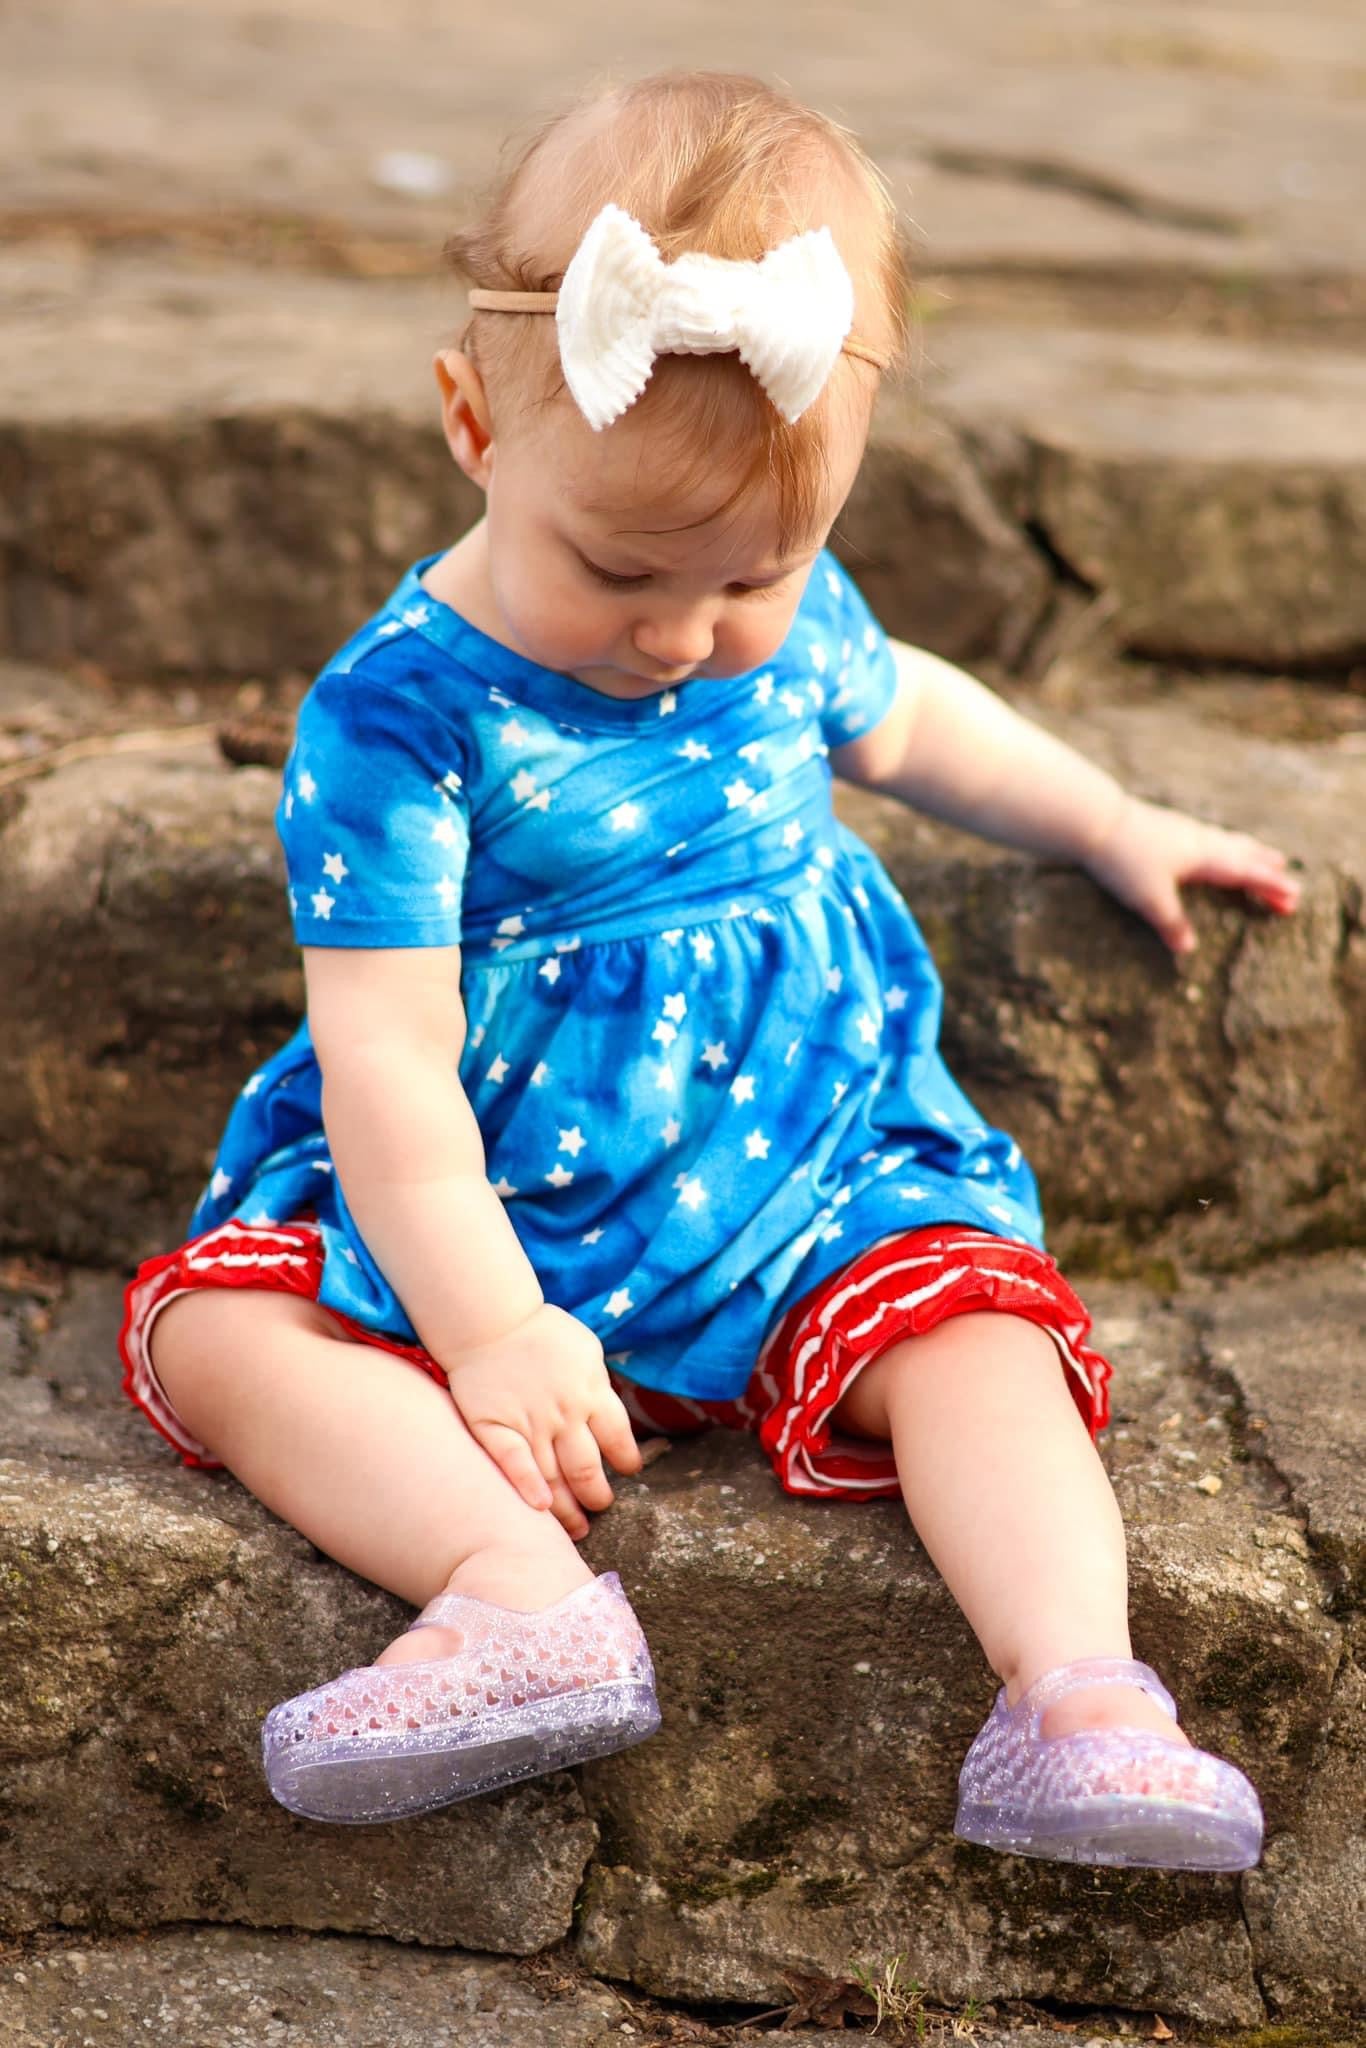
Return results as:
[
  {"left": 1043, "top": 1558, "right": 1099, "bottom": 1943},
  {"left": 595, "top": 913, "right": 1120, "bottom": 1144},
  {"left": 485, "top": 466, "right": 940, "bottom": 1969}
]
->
[{"left": 444, "top": 72, "right": 911, "bottom": 550}]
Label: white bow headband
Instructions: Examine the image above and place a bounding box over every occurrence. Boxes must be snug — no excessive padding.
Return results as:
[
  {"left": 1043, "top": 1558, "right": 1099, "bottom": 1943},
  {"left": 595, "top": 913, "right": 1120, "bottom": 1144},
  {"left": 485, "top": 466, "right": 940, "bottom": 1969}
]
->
[{"left": 468, "top": 203, "right": 888, "bottom": 430}]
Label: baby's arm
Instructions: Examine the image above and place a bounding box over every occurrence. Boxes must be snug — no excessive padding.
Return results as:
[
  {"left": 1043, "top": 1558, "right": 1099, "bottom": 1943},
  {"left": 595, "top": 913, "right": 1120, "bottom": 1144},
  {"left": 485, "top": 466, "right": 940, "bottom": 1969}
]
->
[
  {"left": 303, "top": 944, "right": 640, "bottom": 1533},
  {"left": 832, "top": 640, "right": 1299, "bottom": 953}
]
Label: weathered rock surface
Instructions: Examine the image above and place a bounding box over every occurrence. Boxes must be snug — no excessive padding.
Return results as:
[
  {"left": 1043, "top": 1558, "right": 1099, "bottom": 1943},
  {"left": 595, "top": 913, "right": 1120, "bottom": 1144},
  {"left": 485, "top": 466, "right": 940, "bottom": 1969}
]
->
[
  {"left": 2, "top": 669, "right": 1361, "bottom": 1273},
  {"left": 1, "top": 1262, "right": 1359, "bottom": 2026},
  {"left": 0, "top": 1927, "right": 1211, "bottom": 2048},
  {"left": 4, "top": 249, "right": 1366, "bottom": 677}
]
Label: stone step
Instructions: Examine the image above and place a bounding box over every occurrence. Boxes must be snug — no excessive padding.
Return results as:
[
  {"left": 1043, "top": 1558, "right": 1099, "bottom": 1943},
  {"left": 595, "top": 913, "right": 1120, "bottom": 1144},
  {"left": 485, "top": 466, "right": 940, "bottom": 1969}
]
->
[
  {"left": 0, "top": 1929, "right": 1240, "bottom": 2048},
  {"left": 8, "top": 0, "right": 1365, "bottom": 282},
  {"left": 2, "top": 1255, "right": 1361, "bottom": 2030},
  {"left": 4, "top": 245, "right": 1366, "bottom": 681},
  {"left": 1, "top": 659, "right": 1361, "bottom": 1270}
]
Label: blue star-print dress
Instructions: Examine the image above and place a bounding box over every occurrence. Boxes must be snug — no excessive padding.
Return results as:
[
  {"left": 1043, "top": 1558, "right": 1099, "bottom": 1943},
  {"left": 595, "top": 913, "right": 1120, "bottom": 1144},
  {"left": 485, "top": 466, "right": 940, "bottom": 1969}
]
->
[{"left": 189, "top": 550, "right": 1043, "bottom": 1402}]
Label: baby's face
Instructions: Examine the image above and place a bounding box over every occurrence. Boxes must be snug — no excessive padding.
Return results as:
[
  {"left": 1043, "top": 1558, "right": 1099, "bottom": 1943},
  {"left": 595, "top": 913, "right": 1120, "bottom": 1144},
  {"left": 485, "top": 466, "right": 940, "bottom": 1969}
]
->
[{"left": 479, "top": 390, "right": 869, "bottom": 700}]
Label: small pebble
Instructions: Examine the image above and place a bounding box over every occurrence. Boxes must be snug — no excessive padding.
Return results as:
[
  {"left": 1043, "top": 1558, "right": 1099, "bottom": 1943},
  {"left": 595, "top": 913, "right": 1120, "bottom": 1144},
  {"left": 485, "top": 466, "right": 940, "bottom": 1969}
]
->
[{"left": 1195, "top": 1473, "right": 1223, "bottom": 1495}]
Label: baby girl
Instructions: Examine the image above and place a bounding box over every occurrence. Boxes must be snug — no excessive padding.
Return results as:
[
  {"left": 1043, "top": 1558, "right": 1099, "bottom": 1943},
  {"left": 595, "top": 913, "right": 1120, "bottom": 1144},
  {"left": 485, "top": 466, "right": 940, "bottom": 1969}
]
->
[{"left": 120, "top": 71, "right": 1296, "bottom": 1867}]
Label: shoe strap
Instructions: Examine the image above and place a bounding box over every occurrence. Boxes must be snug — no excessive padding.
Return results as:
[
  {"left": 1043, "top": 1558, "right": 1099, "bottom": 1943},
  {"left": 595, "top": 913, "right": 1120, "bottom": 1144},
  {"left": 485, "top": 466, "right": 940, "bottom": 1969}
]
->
[
  {"left": 405, "top": 1570, "right": 619, "bottom": 1636},
  {"left": 1018, "top": 1657, "right": 1178, "bottom": 1730}
]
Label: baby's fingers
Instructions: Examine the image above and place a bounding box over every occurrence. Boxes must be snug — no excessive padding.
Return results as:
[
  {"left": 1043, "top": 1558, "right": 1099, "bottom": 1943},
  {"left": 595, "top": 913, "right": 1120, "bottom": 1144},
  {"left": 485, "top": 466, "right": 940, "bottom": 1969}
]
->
[
  {"left": 590, "top": 1389, "right": 645, "bottom": 1479},
  {"left": 1190, "top": 833, "right": 1301, "bottom": 913},
  {"left": 554, "top": 1420, "right": 616, "bottom": 1515},
  {"left": 467, "top": 1417, "right": 554, "bottom": 1514}
]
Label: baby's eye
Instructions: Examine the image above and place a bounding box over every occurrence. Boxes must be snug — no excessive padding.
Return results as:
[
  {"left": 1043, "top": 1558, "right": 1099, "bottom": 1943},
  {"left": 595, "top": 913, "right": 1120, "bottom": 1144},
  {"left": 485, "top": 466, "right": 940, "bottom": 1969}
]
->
[{"left": 583, "top": 559, "right": 649, "bottom": 590}]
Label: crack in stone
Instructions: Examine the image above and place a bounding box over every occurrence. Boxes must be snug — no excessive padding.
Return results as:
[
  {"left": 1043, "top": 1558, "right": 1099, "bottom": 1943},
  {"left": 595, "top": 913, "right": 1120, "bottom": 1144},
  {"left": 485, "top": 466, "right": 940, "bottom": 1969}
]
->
[{"left": 915, "top": 142, "right": 1245, "bottom": 238}]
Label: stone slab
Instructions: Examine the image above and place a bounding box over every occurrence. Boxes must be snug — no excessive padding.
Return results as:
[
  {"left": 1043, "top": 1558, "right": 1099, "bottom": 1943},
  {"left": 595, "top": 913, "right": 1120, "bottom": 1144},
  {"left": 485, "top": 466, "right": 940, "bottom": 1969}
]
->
[
  {"left": 0, "top": 1264, "right": 1356, "bottom": 2025},
  {"left": 1, "top": 675, "right": 1363, "bottom": 1270},
  {"left": 0, "top": 1928, "right": 1214, "bottom": 2048},
  {"left": 4, "top": 252, "right": 1366, "bottom": 676},
  {"left": 1200, "top": 1257, "right": 1366, "bottom": 1612},
  {"left": 5, "top": 0, "right": 1366, "bottom": 280}
]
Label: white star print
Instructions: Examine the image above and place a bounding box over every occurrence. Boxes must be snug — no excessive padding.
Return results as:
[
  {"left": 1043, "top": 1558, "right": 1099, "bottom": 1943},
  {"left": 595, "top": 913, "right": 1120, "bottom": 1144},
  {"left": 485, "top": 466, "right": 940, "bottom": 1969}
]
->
[
  {"left": 558, "top": 1126, "right": 587, "bottom": 1157},
  {"left": 661, "top": 1117, "right": 682, "bottom": 1146},
  {"left": 377, "top": 618, "right": 403, "bottom": 637},
  {"left": 700, "top": 1041, "right": 729, "bottom": 1071},
  {"left": 824, "top": 568, "right": 841, "bottom": 598},
  {"left": 545, "top": 1163, "right": 574, "bottom": 1189},
  {"left": 856, "top": 1012, "right": 880, "bottom": 1045},
  {"left": 284, "top": 791, "right": 294, "bottom": 819},
  {"left": 439, "top": 770, "right": 464, "bottom": 795},
  {"left": 435, "top": 876, "right": 459, "bottom": 909},
  {"left": 754, "top": 675, "right": 775, "bottom": 704},
  {"left": 658, "top": 690, "right": 677, "bottom": 716},
  {"left": 656, "top": 1064, "right": 677, "bottom": 1093},
  {"left": 665, "top": 841, "right": 688, "bottom": 858},
  {"left": 554, "top": 935, "right": 581, "bottom": 953},
  {"left": 690, "top": 932, "right": 715, "bottom": 965},
  {"left": 811, "top": 638, "right": 830, "bottom": 668},
  {"left": 737, "top": 740, "right": 765, "bottom": 764},
  {"left": 500, "top": 719, "right": 531, "bottom": 746},
  {"left": 497, "top": 914, "right": 526, "bottom": 936},
  {"left": 826, "top": 967, "right": 843, "bottom": 994},
  {"left": 816, "top": 846, "right": 835, "bottom": 869},
  {"left": 525, "top": 788, "right": 552, "bottom": 812},
  {"left": 244, "top": 1208, "right": 275, "bottom": 1226},
  {"left": 723, "top": 778, "right": 756, "bottom": 810},
  {"left": 610, "top": 801, "right": 641, "bottom": 831},
  {"left": 210, "top": 1169, "right": 233, "bottom": 1200},
  {"left": 730, "top": 1075, "right": 756, "bottom": 1105},
  {"left": 832, "top": 1080, "right": 849, "bottom": 1106},
  {"left": 782, "top": 821, "right": 805, "bottom": 849},
  {"left": 491, "top": 1176, "right": 518, "bottom": 1198},
  {"left": 310, "top": 1160, "right": 333, "bottom": 1174},
  {"left": 432, "top": 816, "right": 461, "bottom": 847},
  {"left": 489, "top": 689, "right": 514, "bottom": 709},
  {"left": 662, "top": 929, "right": 683, "bottom": 944},
  {"left": 885, "top": 986, "right": 908, "bottom": 1011},
  {"left": 581, "top": 1227, "right": 604, "bottom": 1244},
  {"left": 310, "top": 887, "right": 335, "bottom": 920},
  {"left": 539, "top": 957, "right": 562, "bottom": 984},
  {"left": 470, "top": 1025, "right": 486, "bottom": 1050},
  {"left": 744, "top": 1131, "right": 771, "bottom": 1160},
  {"left": 821, "top": 1222, "right": 844, "bottom": 1244},
  {"left": 865, "top": 625, "right": 879, "bottom": 651},
  {"left": 487, "top": 1055, "right": 509, "bottom": 1084},
  {"left": 662, "top": 993, "right": 687, "bottom": 1022},
  {"left": 401, "top": 604, "right": 430, "bottom": 628},
  {"left": 511, "top": 769, "right": 539, "bottom": 802},
  {"left": 605, "top": 1289, "right": 633, "bottom": 1317},
  {"left": 899, "top": 1185, "right": 931, "bottom": 1201},
  {"left": 242, "top": 1074, "right": 264, "bottom": 1097},
  {"left": 1006, "top": 1143, "right": 1021, "bottom": 1171},
  {"left": 297, "top": 770, "right": 317, "bottom": 803},
  {"left": 877, "top": 1155, "right": 907, "bottom": 1176},
  {"left": 988, "top": 1204, "right": 1015, "bottom": 1224},
  {"left": 677, "top": 1178, "right": 707, "bottom": 1211},
  {"left": 679, "top": 738, "right": 711, "bottom": 763},
  {"left": 530, "top": 1062, "right": 550, "bottom": 1086},
  {"left": 785, "top": 1038, "right": 801, "bottom": 1065},
  {"left": 652, "top": 1020, "right": 677, "bottom": 1048},
  {"left": 780, "top": 689, "right": 806, "bottom": 718}
]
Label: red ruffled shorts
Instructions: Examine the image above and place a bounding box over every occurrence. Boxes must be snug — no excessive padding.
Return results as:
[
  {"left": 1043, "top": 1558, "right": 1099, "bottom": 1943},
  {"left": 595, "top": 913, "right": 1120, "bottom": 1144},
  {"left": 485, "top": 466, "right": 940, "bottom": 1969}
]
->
[{"left": 120, "top": 1220, "right": 1111, "bottom": 1501}]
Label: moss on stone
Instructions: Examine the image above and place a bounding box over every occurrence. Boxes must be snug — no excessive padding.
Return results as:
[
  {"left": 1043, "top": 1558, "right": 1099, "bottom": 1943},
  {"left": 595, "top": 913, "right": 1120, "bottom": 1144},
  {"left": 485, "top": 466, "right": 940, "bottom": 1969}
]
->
[
  {"left": 1204, "top": 2028, "right": 1366, "bottom": 2048},
  {"left": 726, "top": 1792, "right": 846, "bottom": 1864},
  {"left": 799, "top": 1873, "right": 863, "bottom": 1909}
]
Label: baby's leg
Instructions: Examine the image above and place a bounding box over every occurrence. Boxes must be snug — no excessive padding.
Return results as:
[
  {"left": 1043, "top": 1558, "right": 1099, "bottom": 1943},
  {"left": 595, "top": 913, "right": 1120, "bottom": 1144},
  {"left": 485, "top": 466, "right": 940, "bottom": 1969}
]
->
[
  {"left": 150, "top": 1290, "right": 595, "bottom": 1665},
  {"left": 831, "top": 1312, "right": 1186, "bottom": 1746}
]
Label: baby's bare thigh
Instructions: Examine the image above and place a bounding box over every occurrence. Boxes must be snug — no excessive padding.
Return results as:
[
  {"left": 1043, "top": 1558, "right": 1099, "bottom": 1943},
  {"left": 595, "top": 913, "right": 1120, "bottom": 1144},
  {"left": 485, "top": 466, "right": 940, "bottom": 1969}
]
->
[{"left": 150, "top": 1287, "right": 355, "bottom": 1400}]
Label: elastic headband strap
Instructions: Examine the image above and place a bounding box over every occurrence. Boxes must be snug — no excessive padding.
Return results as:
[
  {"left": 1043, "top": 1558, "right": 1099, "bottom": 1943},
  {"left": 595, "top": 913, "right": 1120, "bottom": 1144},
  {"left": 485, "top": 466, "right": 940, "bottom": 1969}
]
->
[{"left": 466, "top": 287, "right": 891, "bottom": 373}]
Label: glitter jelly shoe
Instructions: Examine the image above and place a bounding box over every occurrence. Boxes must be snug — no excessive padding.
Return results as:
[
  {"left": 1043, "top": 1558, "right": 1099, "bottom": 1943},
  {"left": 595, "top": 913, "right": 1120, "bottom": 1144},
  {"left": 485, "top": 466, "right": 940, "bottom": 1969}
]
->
[
  {"left": 261, "top": 1571, "right": 660, "bottom": 1824},
  {"left": 953, "top": 1657, "right": 1263, "bottom": 1870}
]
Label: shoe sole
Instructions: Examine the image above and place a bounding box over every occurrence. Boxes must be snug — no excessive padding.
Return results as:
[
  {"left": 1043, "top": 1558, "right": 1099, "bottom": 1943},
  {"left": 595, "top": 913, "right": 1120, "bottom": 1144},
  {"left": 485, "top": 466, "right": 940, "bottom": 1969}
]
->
[
  {"left": 264, "top": 1680, "right": 661, "bottom": 1824},
  {"left": 954, "top": 1795, "right": 1262, "bottom": 1871}
]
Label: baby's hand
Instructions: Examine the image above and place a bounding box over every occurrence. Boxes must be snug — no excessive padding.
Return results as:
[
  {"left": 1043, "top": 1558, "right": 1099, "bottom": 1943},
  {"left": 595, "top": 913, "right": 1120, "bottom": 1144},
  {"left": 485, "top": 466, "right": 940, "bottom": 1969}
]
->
[
  {"left": 441, "top": 1303, "right": 643, "bottom": 1539},
  {"left": 1082, "top": 794, "right": 1301, "bottom": 956}
]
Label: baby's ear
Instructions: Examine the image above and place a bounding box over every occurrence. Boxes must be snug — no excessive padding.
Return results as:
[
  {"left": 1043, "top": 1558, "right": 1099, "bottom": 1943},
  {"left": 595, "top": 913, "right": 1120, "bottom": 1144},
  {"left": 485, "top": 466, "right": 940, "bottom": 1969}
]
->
[{"left": 434, "top": 350, "right": 495, "bottom": 489}]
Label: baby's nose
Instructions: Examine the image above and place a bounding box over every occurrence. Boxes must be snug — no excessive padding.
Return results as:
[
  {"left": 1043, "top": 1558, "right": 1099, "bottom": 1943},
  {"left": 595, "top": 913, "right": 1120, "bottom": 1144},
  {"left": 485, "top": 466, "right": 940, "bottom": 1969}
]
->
[{"left": 632, "top": 610, "right": 714, "bottom": 671}]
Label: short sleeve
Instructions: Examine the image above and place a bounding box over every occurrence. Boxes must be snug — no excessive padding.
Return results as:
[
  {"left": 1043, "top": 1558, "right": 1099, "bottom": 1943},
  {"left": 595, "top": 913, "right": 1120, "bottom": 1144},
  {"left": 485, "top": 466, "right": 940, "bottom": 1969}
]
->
[
  {"left": 811, "top": 554, "right": 898, "bottom": 749},
  {"left": 278, "top": 670, "right": 471, "bottom": 949}
]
